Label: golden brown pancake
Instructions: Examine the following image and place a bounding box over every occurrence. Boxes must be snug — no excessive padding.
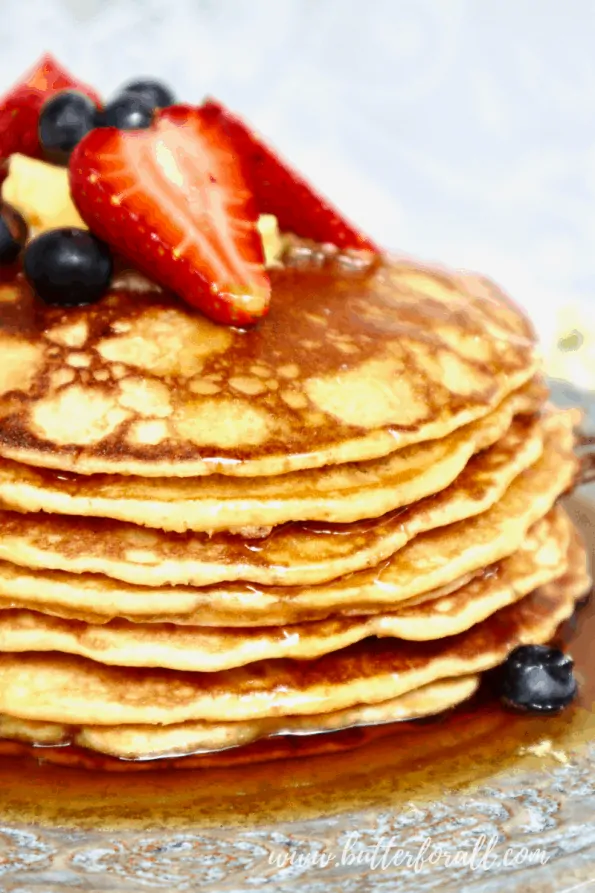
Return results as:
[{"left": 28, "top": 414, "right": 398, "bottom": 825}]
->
[
  {"left": 0, "top": 411, "right": 550, "bottom": 587},
  {"left": 0, "top": 533, "right": 586, "bottom": 770},
  {"left": 0, "top": 676, "right": 480, "bottom": 759},
  {"left": 0, "top": 528, "right": 584, "bottom": 728},
  {"left": 0, "top": 380, "right": 545, "bottom": 532},
  {"left": 0, "top": 725, "right": 395, "bottom": 771},
  {"left": 0, "top": 508, "right": 570, "bottom": 671},
  {"left": 0, "top": 256, "right": 537, "bottom": 477},
  {"left": 0, "top": 560, "right": 485, "bottom": 630},
  {"left": 0, "top": 411, "right": 576, "bottom": 624}
]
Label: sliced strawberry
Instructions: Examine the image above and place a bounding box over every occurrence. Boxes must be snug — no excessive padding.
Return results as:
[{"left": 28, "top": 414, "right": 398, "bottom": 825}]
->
[
  {"left": 69, "top": 104, "right": 270, "bottom": 326},
  {"left": 202, "top": 98, "right": 379, "bottom": 253},
  {"left": 0, "top": 54, "right": 101, "bottom": 165}
]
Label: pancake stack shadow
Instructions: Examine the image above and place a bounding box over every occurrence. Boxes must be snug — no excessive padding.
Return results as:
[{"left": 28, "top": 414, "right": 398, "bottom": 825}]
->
[{"left": 0, "top": 254, "right": 589, "bottom": 769}]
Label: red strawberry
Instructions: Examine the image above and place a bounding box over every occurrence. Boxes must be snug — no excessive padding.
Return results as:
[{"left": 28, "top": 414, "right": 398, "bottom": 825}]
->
[
  {"left": 0, "top": 53, "right": 101, "bottom": 165},
  {"left": 69, "top": 104, "right": 270, "bottom": 326},
  {"left": 0, "top": 87, "right": 41, "bottom": 165},
  {"left": 19, "top": 52, "right": 100, "bottom": 101},
  {"left": 202, "top": 98, "right": 379, "bottom": 253}
]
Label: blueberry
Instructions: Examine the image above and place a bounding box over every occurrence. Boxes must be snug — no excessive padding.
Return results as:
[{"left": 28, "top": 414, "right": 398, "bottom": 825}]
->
[
  {"left": 100, "top": 93, "right": 154, "bottom": 130},
  {"left": 0, "top": 203, "right": 28, "bottom": 265},
  {"left": 501, "top": 644, "right": 577, "bottom": 714},
  {"left": 119, "top": 78, "right": 175, "bottom": 110},
  {"left": 24, "top": 228, "right": 113, "bottom": 307},
  {"left": 39, "top": 91, "right": 100, "bottom": 163}
]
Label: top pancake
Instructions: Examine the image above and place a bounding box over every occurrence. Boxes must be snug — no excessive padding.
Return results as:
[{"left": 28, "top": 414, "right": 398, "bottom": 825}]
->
[{"left": 0, "top": 252, "right": 537, "bottom": 477}]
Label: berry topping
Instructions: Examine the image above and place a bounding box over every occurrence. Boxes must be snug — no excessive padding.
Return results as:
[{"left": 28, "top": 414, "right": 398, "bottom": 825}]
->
[
  {"left": 0, "top": 202, "right": 28, "bottom": 265},
  {"left": 38, "top": 91, "right": 100, "bottom": 164},
  {"left": 23, "top": 227, "right": 113, "bottom": 306},
  {"left": 202, "top": 99, "right": 379, "bottom": 252},
  {"left": 0, "top": 54, "right": 101, "bottom": 165},
  {"left": 100, "top": 93, "right": 154, "bottom": 131},
  {"left": 119, "top": 78, "right": 176, "bottom": 111},
  {"left": 501, "top": 644, "right": 578, "bottom": 714},
  {"left": 69, "top": 104, "right": 270, "bottom": 326}
]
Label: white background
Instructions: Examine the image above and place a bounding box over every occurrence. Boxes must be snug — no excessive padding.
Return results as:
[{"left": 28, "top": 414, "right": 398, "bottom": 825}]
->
[{"left": 2, "top": 0, "right": 594, "bottom": 348}]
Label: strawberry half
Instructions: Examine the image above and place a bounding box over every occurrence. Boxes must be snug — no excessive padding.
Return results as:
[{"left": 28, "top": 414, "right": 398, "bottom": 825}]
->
[
  {"left": 0, "top": 53, "right": 101, "bottom": 165},
  {"left": 203, "top": 98, "right": 379, "bottom": 253},
  {"left": 69, "top": 104, "right": 270, "bottom": 326}
]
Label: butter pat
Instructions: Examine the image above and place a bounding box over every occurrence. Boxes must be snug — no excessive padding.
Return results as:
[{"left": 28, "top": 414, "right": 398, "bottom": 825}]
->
[
  {"left": 257, "top": 214, "right": 283, "bottom": 266},
  {"left": 3, "top": 154, "right": 87, "bottom": 235}
]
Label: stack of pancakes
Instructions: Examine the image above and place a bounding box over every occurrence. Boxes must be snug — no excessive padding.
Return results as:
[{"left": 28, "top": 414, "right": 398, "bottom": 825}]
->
[{"left": 0, "top": 248, "right": 589, "bottom": 767}]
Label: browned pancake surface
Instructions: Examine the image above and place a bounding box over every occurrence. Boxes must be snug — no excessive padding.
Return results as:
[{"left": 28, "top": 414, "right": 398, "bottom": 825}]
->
[{"left": 0, "top": 255, "right": 537, "bottom": 476}]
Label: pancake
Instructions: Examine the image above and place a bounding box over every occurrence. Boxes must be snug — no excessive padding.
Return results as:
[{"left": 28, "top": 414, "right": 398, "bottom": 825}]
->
[
  {"left": 0, "top": 509, "right": 570, "bottom": 671},
  {"left": 0, "top": 530, "right": 584, "bottom": 727},
  {"left": 0, "top": 411, "right": 577, "bottom": 625},
  {"left": 0, "top": 676, "right": 480, "bottom": 759},
  {"left": 0, "top": 724, "right": 404, "bottom": 771},
  {"left": 0, "top": 411, "right": 549, "bottom": 587},
  {"left": 0, "top": 560, "right": 479, "bottom": 627},
  {"left": 0, "top": 255, "right": 537, "bottom": 477},
  {"left": 0, "top": 380, "right": 545, "bottom": 532}
]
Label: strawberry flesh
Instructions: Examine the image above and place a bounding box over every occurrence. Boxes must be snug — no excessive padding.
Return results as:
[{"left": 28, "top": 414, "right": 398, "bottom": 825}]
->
[
  {"left": 203, "top": 98, "right": 379, "bottom": 253},
  {"left": 0, "top": 54, "right": 101, "bottom": 166},
  {"left": 69, "top": 104, "right": 270, "bottom": 326}
]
